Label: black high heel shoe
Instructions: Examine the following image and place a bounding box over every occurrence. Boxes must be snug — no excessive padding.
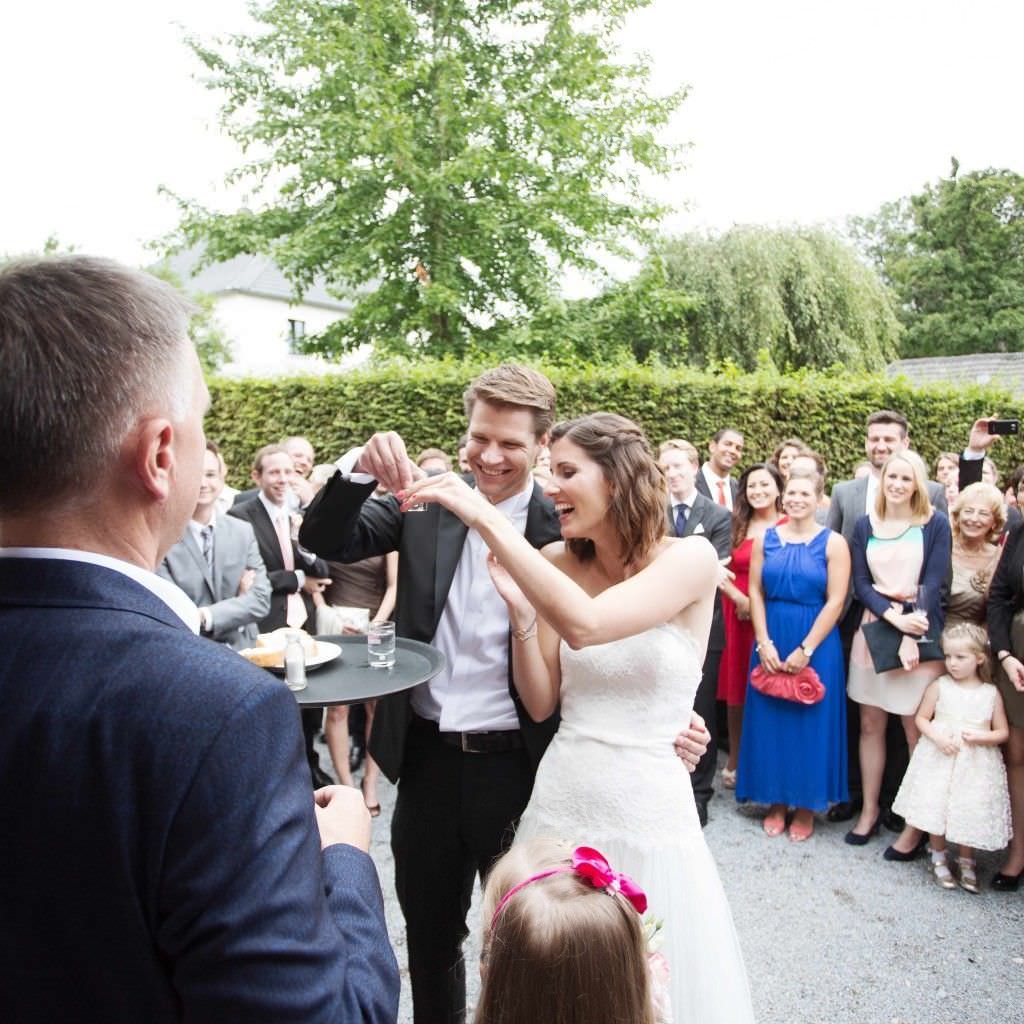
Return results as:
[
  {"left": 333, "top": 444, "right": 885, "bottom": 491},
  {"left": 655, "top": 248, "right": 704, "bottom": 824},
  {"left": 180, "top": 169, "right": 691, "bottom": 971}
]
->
[
  {"left": 883, "top": 833, "right": 929, "bottom": 862},
  {"left": 844, "top": 814, "right": 881, "bottom": 846},
  {"left": 991, "top": 868, "right": 1023, "bottom": 892}
]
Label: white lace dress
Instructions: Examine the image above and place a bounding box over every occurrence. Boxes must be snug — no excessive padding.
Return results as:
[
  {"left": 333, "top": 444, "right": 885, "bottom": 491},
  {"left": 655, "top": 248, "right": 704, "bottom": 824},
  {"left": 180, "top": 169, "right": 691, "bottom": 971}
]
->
[
  {"left": 892, "top": 676, "right": 1012, "bottom": 850},
  {"left": 515, "top": 624, "right": 755, "bottom": 1024}
]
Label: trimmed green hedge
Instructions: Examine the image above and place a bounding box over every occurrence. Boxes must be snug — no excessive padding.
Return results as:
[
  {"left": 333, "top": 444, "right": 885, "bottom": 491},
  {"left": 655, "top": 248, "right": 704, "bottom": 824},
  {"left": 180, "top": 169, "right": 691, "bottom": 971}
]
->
[{"left": 207, "top": 361, "right": 1024, "bottom": 490}]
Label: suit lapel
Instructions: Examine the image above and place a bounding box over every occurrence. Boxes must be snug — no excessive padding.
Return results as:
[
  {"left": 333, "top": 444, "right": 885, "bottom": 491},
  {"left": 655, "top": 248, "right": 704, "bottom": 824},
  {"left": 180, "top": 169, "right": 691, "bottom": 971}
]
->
[
  {"left": 682, "top": 497, "right": 708, "bottom": 537},
  {"left": 433, "top": 507, "right": 469, "bottom": 621},
  {"left": 249, "top": 500, "right": 283, "bottom": 572},
  {"left": 183, "top": 528, "right": 215, "bottom": 599}
]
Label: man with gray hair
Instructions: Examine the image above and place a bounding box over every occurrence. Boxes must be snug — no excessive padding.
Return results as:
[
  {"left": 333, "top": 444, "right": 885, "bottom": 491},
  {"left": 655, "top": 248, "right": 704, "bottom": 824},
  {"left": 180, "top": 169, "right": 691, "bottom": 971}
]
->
[{"left": 0, "top": 256, "right": 398, "bottom": 1022}]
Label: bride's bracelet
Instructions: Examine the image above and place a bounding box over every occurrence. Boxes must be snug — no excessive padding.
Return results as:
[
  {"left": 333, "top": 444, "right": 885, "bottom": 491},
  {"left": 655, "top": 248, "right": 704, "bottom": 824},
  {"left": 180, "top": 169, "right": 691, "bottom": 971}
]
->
[
  {"left": 755, "top": 640, "right": 774, "bottom": 652},
  {"left": 513, "top": 617, "right": 538, "bottom": 642}
]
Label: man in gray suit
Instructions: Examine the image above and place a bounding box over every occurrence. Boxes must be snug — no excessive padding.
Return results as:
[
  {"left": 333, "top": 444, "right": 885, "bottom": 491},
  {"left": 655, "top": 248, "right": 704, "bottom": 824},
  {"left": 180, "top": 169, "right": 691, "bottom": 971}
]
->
[
  {"left": 826, "top": 409, "right": 947, "bottom": 826},
  {"left": 159, "top": 441, "right": 271, "bottom": 650}
]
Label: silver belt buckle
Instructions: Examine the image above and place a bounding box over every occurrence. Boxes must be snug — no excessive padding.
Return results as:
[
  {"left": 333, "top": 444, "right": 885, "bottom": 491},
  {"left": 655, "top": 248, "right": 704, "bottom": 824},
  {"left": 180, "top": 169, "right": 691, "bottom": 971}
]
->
[{"left": 460, "top": 732, "right": 479, "bottom": 753}]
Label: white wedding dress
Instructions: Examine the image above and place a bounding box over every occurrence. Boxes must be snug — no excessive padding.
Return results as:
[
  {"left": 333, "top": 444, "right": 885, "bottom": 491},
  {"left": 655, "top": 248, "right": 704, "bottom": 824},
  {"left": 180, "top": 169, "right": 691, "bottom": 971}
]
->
[{"left": 515, "top": 624, "right": 756, "bottom": 1024}]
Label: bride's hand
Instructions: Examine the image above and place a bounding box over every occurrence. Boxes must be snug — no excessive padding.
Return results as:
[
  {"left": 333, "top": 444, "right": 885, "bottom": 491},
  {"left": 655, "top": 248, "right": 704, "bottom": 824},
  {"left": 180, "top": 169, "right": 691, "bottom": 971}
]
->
[
  {"left": 673, "top": 711, "right": 711, "bottom": 773},
  {"left": 486, "top": 551, "right": 534, "bottom": 619},
  {"left": 397, "top": 471, "right": 489, "bottom": 527}
]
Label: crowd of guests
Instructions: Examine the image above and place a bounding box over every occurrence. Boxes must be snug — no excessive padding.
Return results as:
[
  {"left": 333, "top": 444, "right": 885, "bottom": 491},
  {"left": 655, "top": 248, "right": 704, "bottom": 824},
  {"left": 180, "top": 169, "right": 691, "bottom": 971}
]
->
[
  {"left": 667, "top": 413, "right": 1020, "bottom": 896},
  {"left": 161, "top": 408, "right": 1022, "bottom": 899}
]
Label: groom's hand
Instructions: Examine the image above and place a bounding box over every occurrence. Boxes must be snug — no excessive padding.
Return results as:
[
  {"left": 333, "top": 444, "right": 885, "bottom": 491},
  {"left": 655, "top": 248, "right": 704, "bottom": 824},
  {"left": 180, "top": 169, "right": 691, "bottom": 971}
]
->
[
  {"left": 355, "top": 431, "right": 420, "bottom": 494},
  {"left": 673, "top": 711, "right": 710, "bottom": 772},
  {"left": 314, "top": 785, "right": 371, "bottom": 851}
]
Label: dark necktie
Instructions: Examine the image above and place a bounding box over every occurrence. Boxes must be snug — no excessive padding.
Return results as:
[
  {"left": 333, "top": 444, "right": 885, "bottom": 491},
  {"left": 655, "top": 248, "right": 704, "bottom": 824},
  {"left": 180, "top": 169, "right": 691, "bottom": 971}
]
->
[
  {"left": 201, "top": 524, "right": 214, "bottom": 573},
  {"left": 675, "top": 504, "right": 689, "bottom": 536}
]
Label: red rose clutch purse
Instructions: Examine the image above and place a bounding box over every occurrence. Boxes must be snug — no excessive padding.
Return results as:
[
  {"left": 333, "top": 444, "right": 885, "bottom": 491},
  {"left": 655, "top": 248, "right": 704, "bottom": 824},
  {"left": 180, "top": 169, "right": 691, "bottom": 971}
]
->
[{"left": 750, "top": 665, "right": 825, "bottom": 705}]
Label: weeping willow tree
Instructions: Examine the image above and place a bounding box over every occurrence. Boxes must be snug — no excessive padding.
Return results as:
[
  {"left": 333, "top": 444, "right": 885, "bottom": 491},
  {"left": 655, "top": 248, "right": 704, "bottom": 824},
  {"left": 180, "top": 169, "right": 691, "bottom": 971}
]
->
[{"left": 657, "top": 226, "right": 902, "bottom": 372}]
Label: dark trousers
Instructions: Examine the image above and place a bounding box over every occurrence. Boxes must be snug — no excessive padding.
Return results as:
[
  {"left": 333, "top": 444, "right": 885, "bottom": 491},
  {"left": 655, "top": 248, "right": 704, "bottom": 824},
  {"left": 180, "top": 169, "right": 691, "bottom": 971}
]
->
[
  {"left": 392, "top": 717, "right": 534, "bottom": 1024},
  {"left": 691, "top": 647, "right": 723, "bottom": 806},
  {"left": 839, "top": 602, "right": 909, "bottom": 808},
  {"left": 301, "top": 708, "right": 323, "bottom": 777}
]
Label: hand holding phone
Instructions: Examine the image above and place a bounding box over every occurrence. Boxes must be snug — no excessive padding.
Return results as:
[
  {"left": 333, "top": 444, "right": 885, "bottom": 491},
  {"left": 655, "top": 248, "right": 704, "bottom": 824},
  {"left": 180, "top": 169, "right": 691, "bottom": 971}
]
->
[{"left": 985, "top": 419, "right": 1020, "bottom": 435}]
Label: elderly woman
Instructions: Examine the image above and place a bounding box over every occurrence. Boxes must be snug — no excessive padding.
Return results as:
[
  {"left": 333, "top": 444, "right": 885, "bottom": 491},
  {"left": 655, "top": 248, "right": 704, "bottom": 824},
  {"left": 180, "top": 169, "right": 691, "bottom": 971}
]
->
[
  {"left": 985, "top": 499, "right": 1024, "bottom": 891},
  {"left": 947, "top": 484, "right": 1005, "bottom": 628},
  {"left": 885, "top": 483, "right": 1005, "bottom": 860},
  {"left": 844, "top": 451, "right": 952, "bottom": 845}
]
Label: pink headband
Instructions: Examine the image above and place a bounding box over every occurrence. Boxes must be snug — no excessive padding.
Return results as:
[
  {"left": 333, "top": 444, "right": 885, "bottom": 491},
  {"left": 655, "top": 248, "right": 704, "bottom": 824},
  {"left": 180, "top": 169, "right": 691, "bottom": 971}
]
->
[{"left": 489, "top": 845, "right": 647, "bottom": 930}]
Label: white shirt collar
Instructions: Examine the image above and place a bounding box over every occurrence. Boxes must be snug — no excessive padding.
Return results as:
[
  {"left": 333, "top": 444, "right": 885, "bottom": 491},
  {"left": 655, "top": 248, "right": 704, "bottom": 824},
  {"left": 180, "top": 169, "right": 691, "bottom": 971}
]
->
[
  {"left": 702, "top": 463, "right": 730, "bottom": 485},
  {"left": 0, "top": 547, "right": 200, "bottom": 633},
  {"left": 489, "top": 474, "right": 536, "bottom": 519},
  {"left": 671, "top": 487, "right": 697, "bottom": 509},
  {"left": 257, "top": 491, "right": 289, "bottom": 523},
  {"left": 187, "top": 514, "right": 217, "bottom": 543}
]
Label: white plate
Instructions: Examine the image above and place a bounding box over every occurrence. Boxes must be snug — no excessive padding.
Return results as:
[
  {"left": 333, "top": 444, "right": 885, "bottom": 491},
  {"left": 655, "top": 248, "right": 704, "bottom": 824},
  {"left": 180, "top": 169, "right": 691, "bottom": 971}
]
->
[{"left": 263, "top": 640, "right": 342, "bottom": 672}]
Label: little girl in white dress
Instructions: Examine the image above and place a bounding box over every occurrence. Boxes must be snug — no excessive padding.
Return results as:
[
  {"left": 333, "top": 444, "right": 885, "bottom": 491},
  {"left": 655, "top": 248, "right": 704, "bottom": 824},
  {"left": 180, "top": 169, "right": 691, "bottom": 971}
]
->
[{"left": 893, "top": 622, "right": 1012, "bottom": 892}]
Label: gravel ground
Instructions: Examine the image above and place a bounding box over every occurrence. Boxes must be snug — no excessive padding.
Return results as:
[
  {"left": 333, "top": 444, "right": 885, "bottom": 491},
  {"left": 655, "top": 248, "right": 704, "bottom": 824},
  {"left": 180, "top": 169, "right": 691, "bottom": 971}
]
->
[{"left": 325, "top": 743, "right": 1024, "bottom": 1024}]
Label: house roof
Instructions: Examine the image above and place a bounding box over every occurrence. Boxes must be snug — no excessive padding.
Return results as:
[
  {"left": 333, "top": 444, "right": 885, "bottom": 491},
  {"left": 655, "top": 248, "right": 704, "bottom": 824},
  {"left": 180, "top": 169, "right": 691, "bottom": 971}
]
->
[
  {"left": 163, "top": 245, "right": 351, "bottom": 312},
  {"left": 886, "top": 353, "right": 1024, "bottom": 396}
]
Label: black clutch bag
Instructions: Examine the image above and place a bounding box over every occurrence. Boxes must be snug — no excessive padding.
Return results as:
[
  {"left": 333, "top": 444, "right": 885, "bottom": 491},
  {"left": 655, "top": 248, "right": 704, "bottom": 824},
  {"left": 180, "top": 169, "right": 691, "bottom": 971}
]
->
[{"left": 861, "top": 618, "right": 944, "bottom": 674}]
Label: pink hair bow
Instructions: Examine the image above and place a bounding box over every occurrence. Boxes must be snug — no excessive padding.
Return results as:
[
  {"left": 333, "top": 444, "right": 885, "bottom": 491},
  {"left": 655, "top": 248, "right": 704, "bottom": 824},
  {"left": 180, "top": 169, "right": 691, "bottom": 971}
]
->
[
  {"left": 572, "top": 846, "right": 648, "bottom": 914},
  {"left": 489, "top": 845, "right": 648, "bottom": 929}
]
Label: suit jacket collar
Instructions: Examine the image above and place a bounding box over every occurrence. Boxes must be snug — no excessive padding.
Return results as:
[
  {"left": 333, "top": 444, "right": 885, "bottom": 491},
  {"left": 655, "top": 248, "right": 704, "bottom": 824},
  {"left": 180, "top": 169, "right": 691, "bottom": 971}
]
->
[{"left": 0, "top": 556, "right": 192, "bottom": 633}]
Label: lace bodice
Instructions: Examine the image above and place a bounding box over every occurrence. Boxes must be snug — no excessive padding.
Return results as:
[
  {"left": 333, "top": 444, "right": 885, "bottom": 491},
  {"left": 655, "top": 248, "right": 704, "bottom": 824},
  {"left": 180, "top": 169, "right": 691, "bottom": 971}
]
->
[
  {"left": 932, "top": 676, "right": 997, "bottom": 731},
  {"left": 558, "top": 624, "right": 703, "bottom": 749}
]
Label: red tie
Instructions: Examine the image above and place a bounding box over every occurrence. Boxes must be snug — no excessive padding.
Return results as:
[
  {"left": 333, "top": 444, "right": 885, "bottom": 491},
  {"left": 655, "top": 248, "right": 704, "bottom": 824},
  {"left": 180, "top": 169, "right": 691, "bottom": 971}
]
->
[
  {"left": 275, "top": 514, "right": 307, "bottom": 628},
  {"left": 716, "top": 480, "right": 727, "bottom": 507}
]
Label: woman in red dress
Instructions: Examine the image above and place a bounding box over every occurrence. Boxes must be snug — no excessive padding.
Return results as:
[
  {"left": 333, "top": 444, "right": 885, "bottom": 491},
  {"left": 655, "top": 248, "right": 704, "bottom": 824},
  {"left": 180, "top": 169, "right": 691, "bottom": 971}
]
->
[{"left": 719, "top": 463, "right": 785, "bottom": 786}]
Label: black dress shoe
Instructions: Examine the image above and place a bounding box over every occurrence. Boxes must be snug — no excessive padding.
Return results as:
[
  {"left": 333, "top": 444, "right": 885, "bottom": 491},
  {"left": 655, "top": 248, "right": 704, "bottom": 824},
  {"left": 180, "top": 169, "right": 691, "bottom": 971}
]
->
[
  {"left": 695, "top": 800, "right": 708, "bottom": 828},
  {"left": 844, "top": 815, "right": 881, "bottom": 846},
  {"left": 883, "top": 835, "right": 928, "bottom": 862},
  {"left": 881, "top": 808, "right": 905, "bottom": 833},
  {"left": 349, "top": 742, "right": 366, "bottom": 774},
  {"left": 310, "top": 763, "right": 334, "bottom": 789},
  {"left": 992, "top": 869, "right": 1023, "bottom": 892},
  {"left": 827, "top": 800, "right": 860, "bottom": 823}
]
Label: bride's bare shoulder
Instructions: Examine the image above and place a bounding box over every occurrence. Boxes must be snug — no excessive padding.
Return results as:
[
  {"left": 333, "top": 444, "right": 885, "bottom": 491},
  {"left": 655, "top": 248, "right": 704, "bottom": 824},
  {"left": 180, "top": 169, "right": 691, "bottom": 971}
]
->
[{"left": 657, "top": 535, "right": 718, "bottom": 570}]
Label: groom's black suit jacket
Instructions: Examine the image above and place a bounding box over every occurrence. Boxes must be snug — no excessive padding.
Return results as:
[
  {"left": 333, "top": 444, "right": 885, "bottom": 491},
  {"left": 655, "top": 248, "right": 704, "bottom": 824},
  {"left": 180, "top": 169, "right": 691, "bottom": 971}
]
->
[{"left": 300, "top": 472, "right": 563, "bottom": 783}]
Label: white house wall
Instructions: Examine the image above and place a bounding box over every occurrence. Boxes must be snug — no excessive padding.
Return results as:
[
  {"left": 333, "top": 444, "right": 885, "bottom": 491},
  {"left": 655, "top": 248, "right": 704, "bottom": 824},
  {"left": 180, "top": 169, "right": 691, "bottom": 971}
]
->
[{"left": 215, "top": 292, "right": 365, "bottom": 377}]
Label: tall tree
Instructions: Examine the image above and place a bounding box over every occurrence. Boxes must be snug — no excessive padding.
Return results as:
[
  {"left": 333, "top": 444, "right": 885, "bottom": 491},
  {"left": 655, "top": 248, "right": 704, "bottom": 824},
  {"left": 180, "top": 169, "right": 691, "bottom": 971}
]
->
[
  {"left": 165, "top": 0, "right": 684, "bottom": 359},
  {"left": 655, "top": 227, "right": 901, "bottom": 372},
  {"left": 851, "top": 167, "right": 1024, "bottom": 357}
]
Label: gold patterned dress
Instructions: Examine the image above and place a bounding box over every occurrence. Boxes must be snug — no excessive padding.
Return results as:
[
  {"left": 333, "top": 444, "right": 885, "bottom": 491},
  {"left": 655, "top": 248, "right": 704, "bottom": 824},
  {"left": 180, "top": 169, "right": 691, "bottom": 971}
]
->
[{"left": 945, "top": 550, "right": 1000, "bottom": 630}]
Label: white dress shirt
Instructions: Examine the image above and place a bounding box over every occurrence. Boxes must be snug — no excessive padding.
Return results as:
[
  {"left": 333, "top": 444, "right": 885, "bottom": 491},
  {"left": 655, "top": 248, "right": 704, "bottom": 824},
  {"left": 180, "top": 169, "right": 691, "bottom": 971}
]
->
[
  {"left": 865, "top": 473, "right": 880, "bottom": 516},
  {"left": 337, "top": 448, "right": 530, "bottom": 732},
  {"left": 0, "top": 547, "right": 200, "bottom": 633},
  {"left": 701, "top": 464, "right": 734, "bottom": 511}
]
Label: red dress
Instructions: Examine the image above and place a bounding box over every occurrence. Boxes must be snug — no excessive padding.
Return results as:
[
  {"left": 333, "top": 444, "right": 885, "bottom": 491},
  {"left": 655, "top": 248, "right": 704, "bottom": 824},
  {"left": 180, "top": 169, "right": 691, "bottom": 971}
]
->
[{"left": 719, "top": 537, "right": 755, "bottom": 707}]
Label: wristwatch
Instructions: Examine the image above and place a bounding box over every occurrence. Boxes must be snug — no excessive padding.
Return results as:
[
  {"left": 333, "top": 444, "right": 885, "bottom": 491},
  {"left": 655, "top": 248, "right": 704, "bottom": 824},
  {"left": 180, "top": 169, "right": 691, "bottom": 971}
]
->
[{"left": 800, "top": 643, "right": 814, "bottom": 658}]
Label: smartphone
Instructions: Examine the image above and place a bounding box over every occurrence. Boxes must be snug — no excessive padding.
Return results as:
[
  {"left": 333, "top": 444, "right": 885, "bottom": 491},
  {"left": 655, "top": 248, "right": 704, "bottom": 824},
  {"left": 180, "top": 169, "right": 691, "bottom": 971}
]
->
[{"left": 985, "top": 419, "right": 1020, "bottom": 435}]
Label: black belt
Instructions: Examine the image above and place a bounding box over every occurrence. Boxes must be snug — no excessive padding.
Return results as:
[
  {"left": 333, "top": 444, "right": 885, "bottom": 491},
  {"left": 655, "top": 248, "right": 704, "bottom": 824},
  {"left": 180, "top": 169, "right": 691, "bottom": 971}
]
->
[{"left": 415, "top": 716, "right": 524, "bottom": 754}]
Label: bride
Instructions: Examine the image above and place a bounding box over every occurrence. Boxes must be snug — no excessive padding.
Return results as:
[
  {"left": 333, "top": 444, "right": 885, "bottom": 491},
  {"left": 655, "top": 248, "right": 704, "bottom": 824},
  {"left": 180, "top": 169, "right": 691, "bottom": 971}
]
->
[{"left": 403, "top": 412, "right": 755, "bottom": 1024}]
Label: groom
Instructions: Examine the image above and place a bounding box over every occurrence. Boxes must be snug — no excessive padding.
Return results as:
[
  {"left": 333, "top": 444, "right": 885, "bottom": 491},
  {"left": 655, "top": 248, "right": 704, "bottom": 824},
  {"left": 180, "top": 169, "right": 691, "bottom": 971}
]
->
[{"left": 300, "top": 365, "right": 710, "bottom": 1024}]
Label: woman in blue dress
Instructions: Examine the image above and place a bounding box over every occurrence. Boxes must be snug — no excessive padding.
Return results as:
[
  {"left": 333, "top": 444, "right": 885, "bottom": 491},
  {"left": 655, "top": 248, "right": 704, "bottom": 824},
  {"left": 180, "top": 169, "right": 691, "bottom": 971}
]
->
[{"left": 736, "top": 467, "right": 851, "bottom": 841}]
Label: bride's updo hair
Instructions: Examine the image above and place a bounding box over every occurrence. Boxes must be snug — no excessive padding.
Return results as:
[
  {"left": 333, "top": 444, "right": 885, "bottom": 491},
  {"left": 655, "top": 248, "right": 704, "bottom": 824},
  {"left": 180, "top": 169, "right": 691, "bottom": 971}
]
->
[{"left": 549, "top": 412, "right": 667, "bottom": 567}]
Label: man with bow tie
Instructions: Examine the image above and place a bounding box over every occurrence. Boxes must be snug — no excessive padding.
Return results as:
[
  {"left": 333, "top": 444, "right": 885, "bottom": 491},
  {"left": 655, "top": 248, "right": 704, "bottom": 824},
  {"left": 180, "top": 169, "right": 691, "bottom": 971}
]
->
[
  {"left": 159, "top": 440, "right": 270, "bottom": 650},
  {"left": 659, "top": 439, "right": 733, "bottom": 826}
]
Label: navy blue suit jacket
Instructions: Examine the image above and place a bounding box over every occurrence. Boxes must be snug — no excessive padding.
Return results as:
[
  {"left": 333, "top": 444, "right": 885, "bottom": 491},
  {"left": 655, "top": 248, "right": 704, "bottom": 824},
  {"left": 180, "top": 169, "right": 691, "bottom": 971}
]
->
[{"left": 0, "top": 557, "right": 398, "bottom": 1022}]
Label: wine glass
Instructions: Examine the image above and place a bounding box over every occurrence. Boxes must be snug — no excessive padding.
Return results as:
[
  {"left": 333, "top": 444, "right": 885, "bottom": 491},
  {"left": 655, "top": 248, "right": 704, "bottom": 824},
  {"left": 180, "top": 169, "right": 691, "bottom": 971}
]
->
[{"left": 909, "top": 585, "right": 929, "bottom": 644}]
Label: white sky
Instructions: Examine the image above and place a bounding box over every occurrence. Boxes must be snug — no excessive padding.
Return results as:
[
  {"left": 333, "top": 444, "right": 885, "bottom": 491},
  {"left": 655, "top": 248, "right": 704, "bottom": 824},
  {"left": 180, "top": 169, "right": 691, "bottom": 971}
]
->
[{"left": 2, "top": 0, "right": 1021, "bottom": 281}]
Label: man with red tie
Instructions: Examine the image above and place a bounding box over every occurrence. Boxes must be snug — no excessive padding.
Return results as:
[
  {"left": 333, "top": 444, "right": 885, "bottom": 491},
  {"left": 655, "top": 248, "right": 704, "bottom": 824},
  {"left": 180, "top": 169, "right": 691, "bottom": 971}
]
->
[{"left": 696, "top": 427, "right": 744, "bottom": 511}]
